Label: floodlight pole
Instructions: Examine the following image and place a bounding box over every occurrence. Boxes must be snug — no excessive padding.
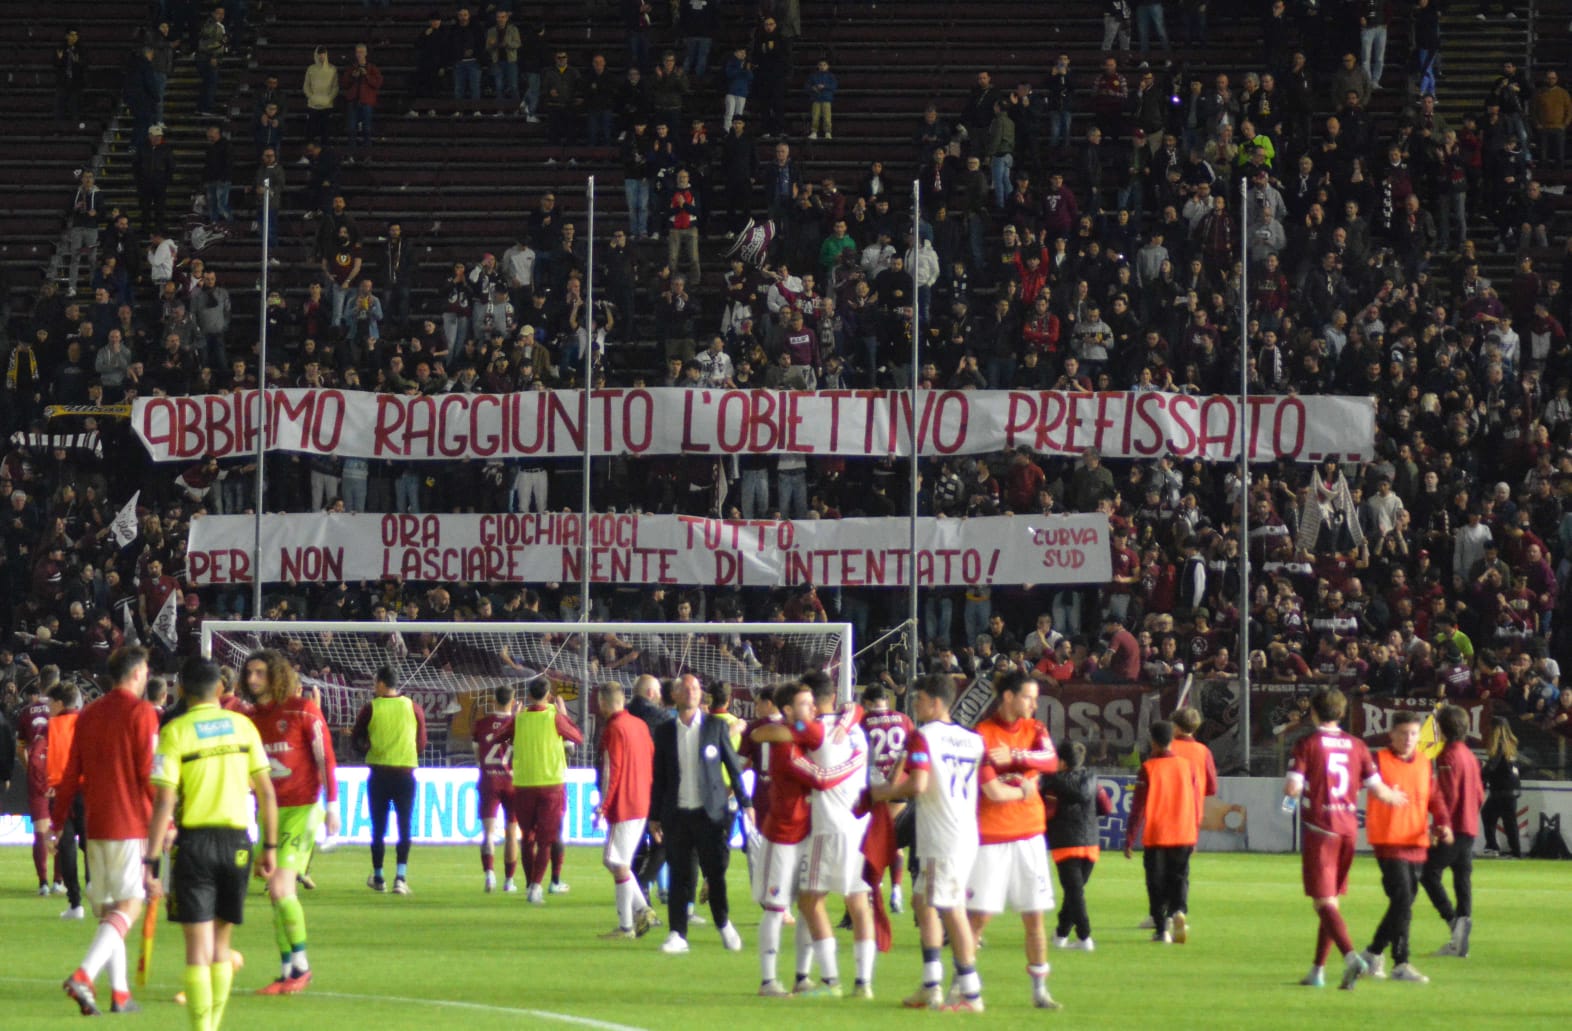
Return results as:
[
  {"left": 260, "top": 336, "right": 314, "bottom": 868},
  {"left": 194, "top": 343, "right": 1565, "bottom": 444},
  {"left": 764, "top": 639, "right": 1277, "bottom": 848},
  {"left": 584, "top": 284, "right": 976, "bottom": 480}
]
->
[
  {"left": 581, "top": 176, "right": 596, "bottom": 728},
  {"left": 1238, "top": 176, "right": 1252, "bottom": 773},
  {"left": 252, "top": 186, "right": 271, "bottom": 622},
  {"left": 908, "top": 180, "right": 922, "bottom": 691}
]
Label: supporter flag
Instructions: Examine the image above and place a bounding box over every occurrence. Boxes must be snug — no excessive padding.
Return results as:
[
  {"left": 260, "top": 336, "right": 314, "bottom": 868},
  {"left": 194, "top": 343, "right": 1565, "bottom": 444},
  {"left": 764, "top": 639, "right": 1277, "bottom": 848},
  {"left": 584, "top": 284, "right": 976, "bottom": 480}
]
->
[
  {"left": 1418, "top": 706, "right": 1444, "bottom": 760},
  {"left": 853, "top": 790, "right": 896, "bottom": 952},
  {"left": 862, "top": 804, "right": 896, "bottom": 952},
  {"left": 111, "top": 491, "right": 141, "bottom": 549},
  {"left": 724, "top": 218, "right": 776, "bottom": 268},
  {"left": 152, "top": 589, "right": 180, "bottom": 651},
  {"left": 122, "top": 606, "right": 142, "bottom": 648}
]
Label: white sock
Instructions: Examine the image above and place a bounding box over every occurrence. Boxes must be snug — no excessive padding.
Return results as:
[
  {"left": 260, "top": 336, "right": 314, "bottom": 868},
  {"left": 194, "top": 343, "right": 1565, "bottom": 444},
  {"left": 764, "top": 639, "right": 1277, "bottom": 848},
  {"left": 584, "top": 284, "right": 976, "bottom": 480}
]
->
[
  {"left": 293, "top": 948, "right": 310, "bottom": 974},
  {"left": 615, "top": 879, "right": 634, "bottom": 929},
  {"left": 922, "top": 958, "right": 944, "bottom": 988},
  {"left": 853, "top": 938, "right": 875, "bottom": 985},
  {"left": 107, "top": 936, "right": 127, "bottom": 994},
  {"left": 794, "top": 916, "right": 814, "bottom": 981},
  {"left": 281, "top": 959, "right": 294, "bottom": 980},
  {"left": 1028, "top": 963, "right": 1049, "bottom": 990},
  {"left": 82, "top": 920, "right": 122, "bottom": 980},
  {"left": 759, "top": 909, "right": 785, "bottom": 983},
  {"left": 630, "top": 879, "right": 650, "bottom": 911},
  {"left": 812, "top": 937, "right": 839, "bottom": 982},
  {"left": 956, "top": 967, "right": 982, "bottom": 998}
]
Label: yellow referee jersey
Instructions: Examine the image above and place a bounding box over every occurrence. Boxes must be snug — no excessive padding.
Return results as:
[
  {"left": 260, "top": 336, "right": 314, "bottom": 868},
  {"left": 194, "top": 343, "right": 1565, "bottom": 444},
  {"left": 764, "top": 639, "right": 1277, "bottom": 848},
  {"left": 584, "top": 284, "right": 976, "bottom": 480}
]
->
[{"left": 152, "top": 702, "right": 270, "bottom": 829}]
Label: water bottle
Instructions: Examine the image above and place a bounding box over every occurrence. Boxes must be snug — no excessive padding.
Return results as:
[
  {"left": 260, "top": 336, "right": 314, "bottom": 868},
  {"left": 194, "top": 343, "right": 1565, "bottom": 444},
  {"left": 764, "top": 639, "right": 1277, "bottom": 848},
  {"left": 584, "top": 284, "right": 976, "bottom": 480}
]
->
[{"left": 1280, "top": 795, "right": 1297, "bottom": 815}]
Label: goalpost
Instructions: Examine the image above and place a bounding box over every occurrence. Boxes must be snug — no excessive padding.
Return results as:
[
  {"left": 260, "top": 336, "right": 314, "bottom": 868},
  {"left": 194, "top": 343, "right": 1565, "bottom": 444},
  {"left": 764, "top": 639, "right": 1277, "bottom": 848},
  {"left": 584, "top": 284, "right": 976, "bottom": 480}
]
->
[{"left": 199, "top": 619, "right": 855, "bottom": 770}]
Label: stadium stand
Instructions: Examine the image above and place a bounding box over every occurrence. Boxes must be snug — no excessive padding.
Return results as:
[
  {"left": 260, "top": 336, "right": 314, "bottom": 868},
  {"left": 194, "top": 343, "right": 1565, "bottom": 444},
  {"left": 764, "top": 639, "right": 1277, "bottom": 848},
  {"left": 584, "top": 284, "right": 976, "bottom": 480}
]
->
[{"left": 2, "top": 0, "right": 1572, "bottom": 778}]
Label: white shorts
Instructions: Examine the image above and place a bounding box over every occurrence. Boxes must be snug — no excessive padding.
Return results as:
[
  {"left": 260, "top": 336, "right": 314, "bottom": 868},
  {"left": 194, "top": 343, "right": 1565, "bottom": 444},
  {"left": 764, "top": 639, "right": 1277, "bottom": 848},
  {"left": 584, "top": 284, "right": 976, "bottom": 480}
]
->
[
  {"left": 85, "top": 839, "right": 146, "bottom": 909},
  {"left": 916, "top": 845, "right": 977, "bottom": 911},
  {"left": 602, "top": 819, "right": 646, "bottom": 870},
  {"left": 750, "top": 837, "right": 803, "bottom": 908},
  {"left": 801, "top": 830, "right": 870, "bottom": 897},
  {"left": 965, "top": 839, "right": 1056, "bottom": 915}
]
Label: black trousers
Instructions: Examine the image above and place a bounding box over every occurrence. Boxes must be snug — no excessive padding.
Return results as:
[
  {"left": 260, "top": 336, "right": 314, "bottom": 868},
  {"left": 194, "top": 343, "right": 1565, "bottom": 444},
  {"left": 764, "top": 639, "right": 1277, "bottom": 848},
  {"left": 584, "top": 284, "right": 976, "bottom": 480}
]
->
[
  {"left": 367, "top": 766, "right": 416, "bottom": 871},
  {"left": 137, "top": 186, "right": 168, "bottom": 233},
  {"left": 721, "top": 178, "right": 752, "bottom": 232},
  {"left": 57, "top": 795, "right": 88, "bottom": 908},
  {"left": 1371, "top": 857, "right": 1420, "bottom": 964},
  {"left": 1481, "top": 795, "right": 1521, "bottom": 856},
  {"left": 1142, "top": 845, "right": 1192, "bottom": 926},
  {"left": 1421, "top": 834, "right": 1474, "bottom": 923},
  {"left": 1054, "top": 856, "right": 1096, "bottom": 939},
  {"left": 665, "top": 807, "right": 730, "bottom": 938}
]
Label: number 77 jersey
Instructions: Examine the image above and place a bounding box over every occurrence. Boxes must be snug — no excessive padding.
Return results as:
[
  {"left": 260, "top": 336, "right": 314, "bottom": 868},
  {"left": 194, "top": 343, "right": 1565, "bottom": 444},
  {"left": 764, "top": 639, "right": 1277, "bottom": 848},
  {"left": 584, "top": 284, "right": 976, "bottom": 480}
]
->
[
  {"left": 907, "top": 721, "right": 987, "bottom": 856},
  {"left": 1289, "top": 727, "right": 1377, "bottom": 838}
]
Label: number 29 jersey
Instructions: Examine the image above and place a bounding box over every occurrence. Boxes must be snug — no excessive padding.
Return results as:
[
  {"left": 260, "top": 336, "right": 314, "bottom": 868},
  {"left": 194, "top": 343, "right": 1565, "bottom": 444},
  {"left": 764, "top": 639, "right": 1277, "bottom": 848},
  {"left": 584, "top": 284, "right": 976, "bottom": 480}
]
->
[
  {"left": 907, "top": 720, "right": 987, "bottom": 856},
  {"left": 1289, "top": 728, "right": 1376, "bottom": 838},
  {"left": 863, "top": 709, "right": 915, "bottom": 786}
]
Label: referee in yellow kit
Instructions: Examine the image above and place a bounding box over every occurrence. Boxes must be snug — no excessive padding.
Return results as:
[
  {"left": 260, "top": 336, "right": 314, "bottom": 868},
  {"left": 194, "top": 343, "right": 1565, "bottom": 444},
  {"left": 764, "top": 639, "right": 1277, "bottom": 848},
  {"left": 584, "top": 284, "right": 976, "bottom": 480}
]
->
[{"left": 144, "top": 657, "right": 278, "bottom": 1031}]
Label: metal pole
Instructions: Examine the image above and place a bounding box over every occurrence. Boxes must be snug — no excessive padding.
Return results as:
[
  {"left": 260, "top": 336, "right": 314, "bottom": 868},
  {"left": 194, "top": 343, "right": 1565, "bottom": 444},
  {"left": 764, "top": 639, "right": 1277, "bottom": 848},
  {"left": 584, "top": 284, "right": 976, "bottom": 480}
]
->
[
  {"left": 252, "top": 186, "right": 270, "bottom": 621},
  {"left": 580, "top": 177, "right": 596, "bottom": 727},
  {"left": 907, "top": 180, "right": 922, "bottom": 689},
  {"left": 1238, "top": 176, "right": 1251, "bottom": 773},
  {"left": 581, "top": 175, "right": 596, "bottom": 621}
]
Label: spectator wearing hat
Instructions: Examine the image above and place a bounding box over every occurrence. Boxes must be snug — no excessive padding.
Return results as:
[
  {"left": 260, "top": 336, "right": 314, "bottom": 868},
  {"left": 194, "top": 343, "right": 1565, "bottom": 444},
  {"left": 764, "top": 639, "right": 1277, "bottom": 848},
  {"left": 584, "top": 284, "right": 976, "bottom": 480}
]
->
[
  {"left": 303, "top": 46, "right": 339, "bottom": 145},
  {"left": 133, "top": 126, "right": 174, "bottom": 235}
]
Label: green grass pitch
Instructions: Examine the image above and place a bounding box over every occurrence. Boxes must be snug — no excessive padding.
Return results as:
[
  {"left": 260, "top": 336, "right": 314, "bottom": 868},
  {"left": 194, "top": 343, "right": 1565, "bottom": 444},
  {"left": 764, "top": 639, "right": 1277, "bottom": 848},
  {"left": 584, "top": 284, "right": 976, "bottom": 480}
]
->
[{"left": 0, "top": 846, "right": 1564, "bottom": 1029}]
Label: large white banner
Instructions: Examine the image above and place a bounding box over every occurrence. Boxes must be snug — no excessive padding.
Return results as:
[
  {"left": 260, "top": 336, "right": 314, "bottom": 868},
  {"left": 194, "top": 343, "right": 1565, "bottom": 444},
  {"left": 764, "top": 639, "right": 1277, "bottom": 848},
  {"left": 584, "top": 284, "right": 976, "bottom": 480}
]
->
[
  {"left": 185, "top": 512, "right": 1111, "bottom": 588},
  {"left": 133, "top": 388, "right": 1375, "bottom": 463}
]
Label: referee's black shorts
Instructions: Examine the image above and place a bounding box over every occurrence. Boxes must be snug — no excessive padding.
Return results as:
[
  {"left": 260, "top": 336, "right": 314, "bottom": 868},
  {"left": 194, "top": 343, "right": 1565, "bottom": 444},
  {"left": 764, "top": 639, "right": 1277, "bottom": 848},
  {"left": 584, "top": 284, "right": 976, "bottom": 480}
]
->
[{"left": 168, "top": 827, "right": 254, "bottom": 926}]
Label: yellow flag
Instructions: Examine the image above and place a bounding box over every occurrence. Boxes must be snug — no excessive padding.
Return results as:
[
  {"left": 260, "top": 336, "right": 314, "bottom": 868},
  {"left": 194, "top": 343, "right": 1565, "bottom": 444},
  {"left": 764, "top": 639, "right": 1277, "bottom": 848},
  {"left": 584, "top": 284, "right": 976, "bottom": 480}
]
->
[{"left": 1418, "top": 707, "right": 1444, "bottom": 760}]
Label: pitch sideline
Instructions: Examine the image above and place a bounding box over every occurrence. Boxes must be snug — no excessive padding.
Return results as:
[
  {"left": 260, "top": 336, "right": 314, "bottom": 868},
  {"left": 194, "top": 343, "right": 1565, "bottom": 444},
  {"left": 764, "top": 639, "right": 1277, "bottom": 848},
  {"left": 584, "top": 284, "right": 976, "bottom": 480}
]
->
[{"left": 0, "top": 977, "right": 648, "bottom": 1030}]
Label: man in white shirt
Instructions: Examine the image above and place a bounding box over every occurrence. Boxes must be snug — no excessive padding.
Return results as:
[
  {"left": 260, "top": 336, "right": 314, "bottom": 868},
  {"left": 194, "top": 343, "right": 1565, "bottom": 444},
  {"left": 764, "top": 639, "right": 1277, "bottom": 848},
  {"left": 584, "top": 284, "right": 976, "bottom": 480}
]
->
[
  {"left": 695, "top": 335, "right": 736, "bottom": 387},
  {"left": 146, "top": 229, "right": 178, "bottom": 287},
  {"left": 502, "top": 238, "right": 536, "bottom": 296},
  {"left": 649, "top": 673, "right": 753, "bottom": 955}
]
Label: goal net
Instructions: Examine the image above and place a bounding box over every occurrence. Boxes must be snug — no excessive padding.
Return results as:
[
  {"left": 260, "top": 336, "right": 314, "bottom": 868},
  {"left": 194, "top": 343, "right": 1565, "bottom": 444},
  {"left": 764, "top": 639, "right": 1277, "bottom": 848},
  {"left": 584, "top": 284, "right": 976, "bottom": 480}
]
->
[{"left": 199, "top": 620, "right": 854, "bottom": 770}]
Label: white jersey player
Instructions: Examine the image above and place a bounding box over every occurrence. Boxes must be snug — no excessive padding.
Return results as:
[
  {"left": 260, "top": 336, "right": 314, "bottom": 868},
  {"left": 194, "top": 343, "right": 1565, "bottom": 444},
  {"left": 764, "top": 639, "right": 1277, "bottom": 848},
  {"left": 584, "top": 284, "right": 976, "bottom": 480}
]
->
[
  {"left": 795, "top": 674, "right": 873, "bottom": 998},
  {"left": 873, "top": 674, "right": 1031, "bottom": 1013}
]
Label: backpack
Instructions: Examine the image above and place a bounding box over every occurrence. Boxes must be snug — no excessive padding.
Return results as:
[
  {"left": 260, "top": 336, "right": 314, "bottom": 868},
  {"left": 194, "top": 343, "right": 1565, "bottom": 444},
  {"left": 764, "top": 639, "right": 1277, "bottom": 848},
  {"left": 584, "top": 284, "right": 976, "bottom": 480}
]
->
[{"left": 1528, "top": 813, "right": 1572, "bottom": 860}]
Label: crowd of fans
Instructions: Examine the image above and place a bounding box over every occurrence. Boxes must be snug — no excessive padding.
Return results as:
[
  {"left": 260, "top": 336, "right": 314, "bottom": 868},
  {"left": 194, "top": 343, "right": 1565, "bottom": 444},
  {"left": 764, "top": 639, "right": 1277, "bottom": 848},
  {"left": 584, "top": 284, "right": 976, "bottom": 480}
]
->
[{"left": 5, "top": 2, "right": 1572, "bottom": 764}]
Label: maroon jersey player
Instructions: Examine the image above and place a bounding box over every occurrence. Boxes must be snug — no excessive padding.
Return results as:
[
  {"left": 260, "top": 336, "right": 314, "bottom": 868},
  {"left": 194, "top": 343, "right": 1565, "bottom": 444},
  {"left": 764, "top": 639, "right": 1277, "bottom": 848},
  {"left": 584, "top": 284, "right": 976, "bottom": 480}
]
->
[
  {"left": 472, "top": 685, "right": 520, "bottom": 893},
  {"left": 860, "top": 683, "right": 914, "bottom": 912},
  {"left": 1284, "top": 687, "right": 1407, "bottom": 990},
  {"left": 18, "top": 679, "right": 56, "bottom": 893},
  {"left": 738, "top": 686, "right": 787, "bottom": 831}
]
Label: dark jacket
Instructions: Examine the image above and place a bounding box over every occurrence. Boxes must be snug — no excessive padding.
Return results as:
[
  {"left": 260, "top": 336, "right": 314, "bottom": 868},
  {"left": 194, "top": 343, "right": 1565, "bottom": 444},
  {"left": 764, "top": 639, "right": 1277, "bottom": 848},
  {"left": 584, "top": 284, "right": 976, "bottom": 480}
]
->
[
  {"left": 124, "top": 56, "right": 160, "bottom": 116},
  {"left": 722, "top": 130, "right": 759, "bottom": 182},
  {"left": 651, "top": 711, "right": 750, "bottom": 825},
  {"left": 446, "top": 20, "right": 488, "bottom": 66},
  {"left": 1483, "top": 753, "right": 1521, "bottom": 798},
  {"left": 1044, "top": 766, "right": 1103, "bottom": 851},
  {"left": 203, "top": 138, "right": 232, "bottom": 183},
  {"left": 628, "top": 693, "right": 672, "bottom": 736}
]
